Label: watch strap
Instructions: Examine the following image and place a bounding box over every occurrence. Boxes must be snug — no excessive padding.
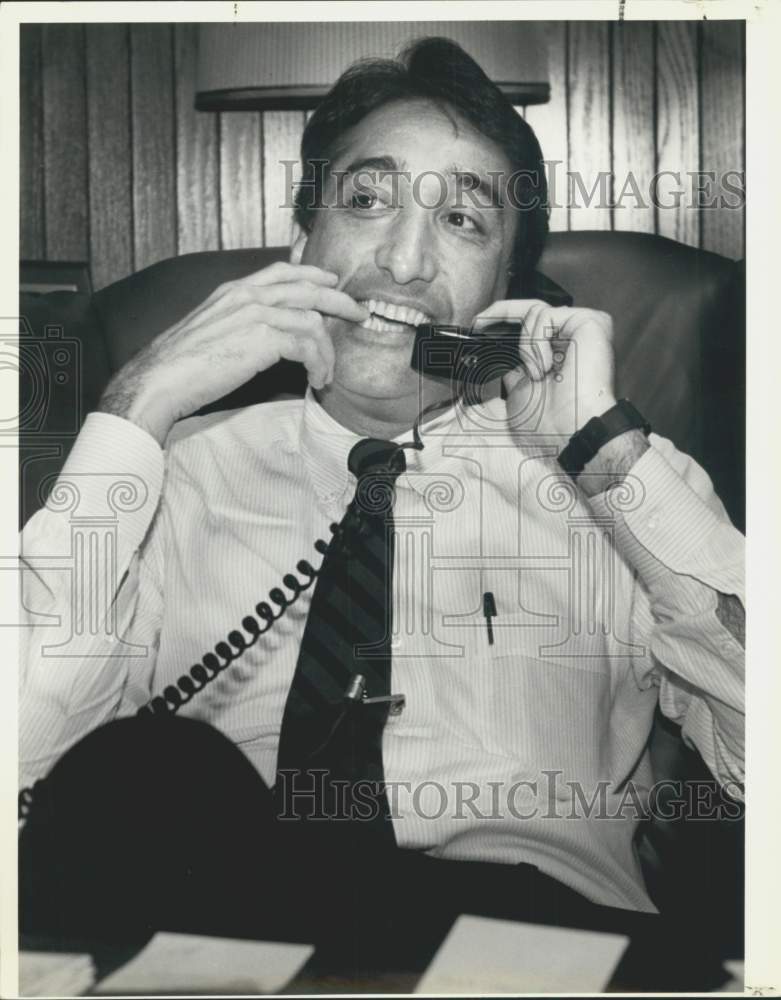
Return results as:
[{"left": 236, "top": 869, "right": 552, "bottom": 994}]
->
[{"left": 557, "top": 399, "right": 651, "bottom": 478}]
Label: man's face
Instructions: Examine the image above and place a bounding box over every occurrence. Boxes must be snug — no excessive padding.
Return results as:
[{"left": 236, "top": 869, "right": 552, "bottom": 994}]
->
[{"left": 295, "top": 98, "right": 518, "bottom": 403}]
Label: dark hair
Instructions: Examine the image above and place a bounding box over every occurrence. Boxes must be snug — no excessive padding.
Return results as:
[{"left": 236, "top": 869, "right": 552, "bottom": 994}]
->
[{"left": 294, "top": 37, "right": 549, "bottom": 292}]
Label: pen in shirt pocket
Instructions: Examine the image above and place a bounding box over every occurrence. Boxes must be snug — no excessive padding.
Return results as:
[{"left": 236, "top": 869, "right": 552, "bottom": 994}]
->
[{"left": 483, "top": 591, "right": 497, "bottom": 645}]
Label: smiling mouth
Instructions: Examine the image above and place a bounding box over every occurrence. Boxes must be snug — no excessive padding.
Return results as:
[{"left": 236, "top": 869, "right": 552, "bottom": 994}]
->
[{"left": 357, "top": 298, "right": 433, "bottom": 333}]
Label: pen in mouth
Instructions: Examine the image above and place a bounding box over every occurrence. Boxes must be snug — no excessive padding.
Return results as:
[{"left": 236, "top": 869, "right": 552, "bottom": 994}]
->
[
  {"left": 415, "top": 323, "right": 474, "bottom": 339},
  {"left": 415, "top": 322, "right": 518, "bottom": 338}
]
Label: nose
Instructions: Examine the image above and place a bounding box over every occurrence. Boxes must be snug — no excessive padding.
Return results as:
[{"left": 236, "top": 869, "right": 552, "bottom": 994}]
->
[{"left": 375, "top": 209, "right": 437, "bottom": 285}]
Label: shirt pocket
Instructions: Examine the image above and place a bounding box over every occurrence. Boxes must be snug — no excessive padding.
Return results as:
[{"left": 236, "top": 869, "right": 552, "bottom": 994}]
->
[{"left": 436, "top": 613, "right": 614, "bottom": 786}]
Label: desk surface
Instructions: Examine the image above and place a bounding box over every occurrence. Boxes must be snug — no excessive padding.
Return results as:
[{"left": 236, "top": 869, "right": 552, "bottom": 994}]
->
[{"left": 21, "top": 912, "right": 740, "bottom": 996}]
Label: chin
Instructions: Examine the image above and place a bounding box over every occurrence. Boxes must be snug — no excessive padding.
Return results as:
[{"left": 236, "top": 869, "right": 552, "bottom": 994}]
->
[{"left": 331, "top": 327, "right": 420, "bottom": 400}]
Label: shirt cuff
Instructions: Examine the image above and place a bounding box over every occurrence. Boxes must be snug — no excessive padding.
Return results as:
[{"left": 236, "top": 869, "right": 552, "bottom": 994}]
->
[{"left": 588, "top": 442, "right": 744, "bottom": 603}]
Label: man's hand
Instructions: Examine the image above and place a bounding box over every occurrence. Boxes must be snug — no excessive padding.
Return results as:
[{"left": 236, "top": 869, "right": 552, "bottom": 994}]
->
[
  {"left": 98, "top": 262, "right": 368, "bottom": 445},
  {"left": 473, "top": 299, "right": 618, "bottom": 438},
  {"left": 474, "top": 300, "right": 651, "bottom": 492}
]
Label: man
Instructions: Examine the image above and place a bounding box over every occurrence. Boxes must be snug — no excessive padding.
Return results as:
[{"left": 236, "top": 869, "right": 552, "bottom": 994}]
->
[{"left": 20, "top": 37, "right": 744, "bottom": 982}]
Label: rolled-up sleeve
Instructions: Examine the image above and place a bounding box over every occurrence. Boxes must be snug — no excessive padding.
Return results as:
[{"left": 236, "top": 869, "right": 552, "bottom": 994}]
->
[{"left": 588, "top": 434, "right": 745, "bottom": 794}]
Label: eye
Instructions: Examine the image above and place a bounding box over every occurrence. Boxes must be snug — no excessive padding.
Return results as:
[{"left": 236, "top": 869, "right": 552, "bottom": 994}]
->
[
  {"left": 350, "top": 191, "right": 379, "bottom": 210},
  {"left": 447, "top": 211, "right": 480, "bottom": 232}
]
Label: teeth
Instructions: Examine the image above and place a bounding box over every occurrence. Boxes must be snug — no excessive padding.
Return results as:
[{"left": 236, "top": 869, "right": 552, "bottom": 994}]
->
[
  {"left": 362, "top": 314, "right": 406, "bottom": 333},
  {"left": 358, "top": 299, "right": 432, "bottom": 330}
]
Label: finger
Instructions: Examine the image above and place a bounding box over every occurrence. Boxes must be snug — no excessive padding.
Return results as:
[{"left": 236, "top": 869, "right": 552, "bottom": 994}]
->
[
  {"left": 473, "top": 300, "right": 550, "bottom": 379},
  {"left": 475, "top": 299, "right": 582, "bottom": 336},
  {"left": 242, "top": 261, "right": 340, "bottom": 288},
  {"left": 275, "top": 330, "right": 333, "bottom": 389},
  {"left": 483, "top": 301, "right": 550, "bottom": 381},
  {"left": 473, "top": 299, "right": 551, "bottom": 327},
  {"left": 259, "top": 283, "right": 369, "bottom": 323},
  {"left": 252, "top": 305, "right": 335, "bottom": 386},
  {"left": 539, "top": 305, "right": 583, "bottom": 341},
  {"left": 476, "top": 300, "right": 585, "bottom": 379},
  {"left": 518, "top": 320, "right": 551, "bottom": 381},
  {"left": 302, "top": 311, "right": 337, "bottom": 385},
  {"left": 526, "top": 306, "right": 555, "bottom": 378}
]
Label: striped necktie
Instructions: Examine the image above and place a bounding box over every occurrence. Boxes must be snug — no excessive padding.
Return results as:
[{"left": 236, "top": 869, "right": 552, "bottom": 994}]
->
[{"left": 275, "top": 438, "right": 406, "bottom": 844}]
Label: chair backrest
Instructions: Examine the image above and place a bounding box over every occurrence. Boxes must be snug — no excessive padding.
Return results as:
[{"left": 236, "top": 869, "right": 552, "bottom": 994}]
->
[
  {"left": 20, "top": 231, "right": 744, "bottom": 529},
  {"left": 538, "top": 233, "right": 744, "bottom": 531}
]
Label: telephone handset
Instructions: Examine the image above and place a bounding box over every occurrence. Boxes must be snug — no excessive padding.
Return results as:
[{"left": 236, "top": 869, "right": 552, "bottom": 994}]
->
[
  {"left": 410, "top": 272, "right": 574, "bottom": 384},
  {"left": 411, "top": 321, "right": 522, "bottom": 384}
]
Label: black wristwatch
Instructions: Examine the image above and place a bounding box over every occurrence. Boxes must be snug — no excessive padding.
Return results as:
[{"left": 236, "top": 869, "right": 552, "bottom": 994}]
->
[{"left": 557, "top": 399, "right": 651, "bottom": 478}]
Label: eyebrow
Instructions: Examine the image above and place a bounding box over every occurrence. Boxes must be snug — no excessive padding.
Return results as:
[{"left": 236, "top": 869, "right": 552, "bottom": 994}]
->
[{"left": 343, "top": 155, "right": 400, "bottom": 176}]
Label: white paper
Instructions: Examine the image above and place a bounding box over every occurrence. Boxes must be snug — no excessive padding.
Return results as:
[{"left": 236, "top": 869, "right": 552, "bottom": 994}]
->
[
  {"left": 19, "top": 951, "right": 95, "bottom": 998},
  {"left": 415, "top": 915, "right": 629, "bottom": 994},
  {"left": 717, "top": 959, "right": 745, "bottom": 992},
  {"left": 94, "top": 932, "right": 314, "bottom": 995}
]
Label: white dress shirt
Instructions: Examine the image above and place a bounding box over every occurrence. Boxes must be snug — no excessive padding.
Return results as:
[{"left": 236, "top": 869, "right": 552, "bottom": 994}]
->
[{"left": 20, "top": 390, "right": 744, "bottom": 913}]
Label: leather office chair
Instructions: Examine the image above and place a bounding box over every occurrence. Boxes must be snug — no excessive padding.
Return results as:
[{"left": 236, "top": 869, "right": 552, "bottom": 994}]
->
[{"left": 18, "top": 230, "right": 745, "bottom": 946}]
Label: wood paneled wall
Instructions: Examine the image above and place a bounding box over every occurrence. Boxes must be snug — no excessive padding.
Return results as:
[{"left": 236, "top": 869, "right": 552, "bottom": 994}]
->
[
  {"left": 523, "top": 20, "right": 744, "bottom": 251},
  {"left": 20, "top": 21, "right": 745, "bottom": 291}
]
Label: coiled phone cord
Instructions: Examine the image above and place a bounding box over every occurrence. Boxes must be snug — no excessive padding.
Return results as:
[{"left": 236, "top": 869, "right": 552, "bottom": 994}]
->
[{"left": 137, "top": 545, "right": 329, "bottom": 718}]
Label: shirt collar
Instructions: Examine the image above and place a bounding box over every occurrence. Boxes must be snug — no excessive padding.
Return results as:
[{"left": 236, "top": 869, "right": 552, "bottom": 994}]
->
[
  {"left": 298, "top": 389, "right": 359, "bottom": 504},
  {"left": 296, "top": 387, "right": 487, "bottom": 506}
]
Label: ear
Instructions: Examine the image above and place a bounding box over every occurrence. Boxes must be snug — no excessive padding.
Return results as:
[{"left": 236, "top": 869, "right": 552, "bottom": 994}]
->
[{"left": 289, "top": 222, "right": 308, "bottom": 264}]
